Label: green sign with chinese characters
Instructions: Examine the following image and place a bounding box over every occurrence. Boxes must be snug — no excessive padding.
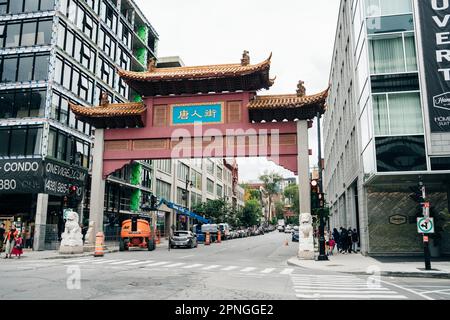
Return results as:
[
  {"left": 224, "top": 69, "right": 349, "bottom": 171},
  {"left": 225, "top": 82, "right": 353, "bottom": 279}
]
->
[{"left": 171, "top": 103, "right": 223, "bottom": 125}]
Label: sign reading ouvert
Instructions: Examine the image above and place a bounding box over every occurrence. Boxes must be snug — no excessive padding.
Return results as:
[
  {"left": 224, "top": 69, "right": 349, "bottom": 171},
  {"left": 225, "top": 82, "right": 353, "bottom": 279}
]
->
[{"left": 69, "top": 51, "right": 329, "bottom": 260}]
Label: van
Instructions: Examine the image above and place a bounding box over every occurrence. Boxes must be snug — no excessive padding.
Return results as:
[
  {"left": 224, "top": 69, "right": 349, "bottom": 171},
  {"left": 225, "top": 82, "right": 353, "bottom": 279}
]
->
[{"left": 218, "top": 223, "right": 231, "bottom": 240}]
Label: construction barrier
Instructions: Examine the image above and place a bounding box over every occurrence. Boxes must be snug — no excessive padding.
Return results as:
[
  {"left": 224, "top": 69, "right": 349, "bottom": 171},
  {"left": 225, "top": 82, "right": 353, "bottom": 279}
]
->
[
  {"left": 205, "top": 232, "right": 210, "bottom": 245},
  {"left": 217, "top": 230, "right": 221, "bottom": 243},
  {"left": 155, "top": 230, "right": 161, "bottom": 245},
  {"left": 94, "top": 232, "right": 105, "bottom": 257}
]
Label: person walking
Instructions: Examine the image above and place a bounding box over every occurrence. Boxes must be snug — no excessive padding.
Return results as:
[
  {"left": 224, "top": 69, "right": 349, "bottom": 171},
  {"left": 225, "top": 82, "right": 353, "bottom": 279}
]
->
[
  {"left": 347, "top": 228, "right": 353, "bottom": 253},
  {"left": 332, "top": 228, "right": 340, "bottom": 253},
  {"left": 11, "top": 232, "right": 23, "bottom": 258},
  {"left": 24, "top": 229, "right": 32, "bottom": 249},
  {"left": 352, "top": 228, "right": 359, "bottom": 253},
  {"left": 4, "top": 224, "right": 18, "bottom": 259},
  {"left": 0, "top": 223, "right": 5, "bottom": 256},
  {"left": 340, "top": 227, "right": 348, "bottom": 254},
  {"left": 328, "top": 237, "right": 336, "bottom": 256}
]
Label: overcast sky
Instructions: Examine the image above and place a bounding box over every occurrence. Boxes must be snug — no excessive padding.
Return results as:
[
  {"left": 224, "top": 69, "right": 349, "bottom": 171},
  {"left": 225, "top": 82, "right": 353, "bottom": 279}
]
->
[{"left": 135, "top": 0, "right": 340, "bottom": 182}]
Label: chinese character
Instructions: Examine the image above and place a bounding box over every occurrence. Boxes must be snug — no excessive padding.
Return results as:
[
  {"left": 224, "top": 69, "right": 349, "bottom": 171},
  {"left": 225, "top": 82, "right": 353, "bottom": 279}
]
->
[
  {"left": 191, "top": 110, "right": 202, "bottom": 118},
  {"left": 205, "top": 109, "right": 217, "bottom": 118},
  {"left": 178, "top": 110, "right": 189, "bottom": 120}
]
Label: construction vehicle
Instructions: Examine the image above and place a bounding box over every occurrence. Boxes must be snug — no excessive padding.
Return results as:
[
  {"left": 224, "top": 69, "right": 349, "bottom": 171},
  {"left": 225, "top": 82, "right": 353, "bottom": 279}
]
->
[{"left": 119, "top": 215, "right": 156, "bottom": 251}]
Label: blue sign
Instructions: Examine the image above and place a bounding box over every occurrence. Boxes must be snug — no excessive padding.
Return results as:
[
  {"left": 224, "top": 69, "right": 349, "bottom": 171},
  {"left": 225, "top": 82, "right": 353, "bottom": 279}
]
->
[{"left": 172, "top": 103, "right": 223, "bottom": 125}]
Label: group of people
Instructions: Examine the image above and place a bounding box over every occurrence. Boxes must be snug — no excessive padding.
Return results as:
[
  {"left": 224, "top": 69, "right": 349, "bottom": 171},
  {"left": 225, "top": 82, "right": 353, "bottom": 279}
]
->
[
  {"left": 0, "top": 223, "right": 24, "bottom": 259},
  {"left": 325, "top": 227, "right": 359, "bottom": 256}
]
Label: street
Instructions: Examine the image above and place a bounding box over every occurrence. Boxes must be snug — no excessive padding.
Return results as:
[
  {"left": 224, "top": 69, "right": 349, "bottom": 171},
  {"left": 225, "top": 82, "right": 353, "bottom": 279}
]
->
[{"left": 1, "top": 232, "right": 449, "bottom": 300}]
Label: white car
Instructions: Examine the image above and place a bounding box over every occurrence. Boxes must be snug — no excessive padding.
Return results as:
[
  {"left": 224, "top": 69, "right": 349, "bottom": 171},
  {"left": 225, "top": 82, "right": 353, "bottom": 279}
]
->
[{"left": 284, "top": 226, "right": 293, "bottom": 233}]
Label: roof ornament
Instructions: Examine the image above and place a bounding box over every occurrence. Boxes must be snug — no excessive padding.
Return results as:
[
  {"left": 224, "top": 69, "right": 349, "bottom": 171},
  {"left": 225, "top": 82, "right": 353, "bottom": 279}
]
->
[
  {"left": 241, "top": 50, "right": 250, "bottom": 66},
  {"left": 147, "top": 57, "right": 157, "bottom": 72},
  {"left": 100, "top": 91, "right": 109, "bottom": 107},
  {"left": 297, "top": 80, "right": 306, "bottom": 97}
]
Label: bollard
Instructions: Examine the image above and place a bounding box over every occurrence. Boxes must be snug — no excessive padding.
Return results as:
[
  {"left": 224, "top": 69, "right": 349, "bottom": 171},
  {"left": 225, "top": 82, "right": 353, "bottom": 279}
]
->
[
  {"left": 217, "top": 230, "right": 221, "bottom": 243},
  {"left": 205, "top": 232, "right": 210, "bottom": 245},
  {"left": 156, "top": 230, "right": 161, "bottom": 245},
  {"left": 94, "top": 232, "right": 105, "bottom": 257}
]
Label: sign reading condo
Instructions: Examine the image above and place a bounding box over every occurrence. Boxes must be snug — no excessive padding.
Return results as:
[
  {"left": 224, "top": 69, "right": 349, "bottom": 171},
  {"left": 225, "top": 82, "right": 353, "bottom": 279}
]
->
[
  {"left": 171, "top": 103, "right": 223, "bottom": 125},
  {"left": 418, "top": 0, "right": 450, "bottom": 132}
]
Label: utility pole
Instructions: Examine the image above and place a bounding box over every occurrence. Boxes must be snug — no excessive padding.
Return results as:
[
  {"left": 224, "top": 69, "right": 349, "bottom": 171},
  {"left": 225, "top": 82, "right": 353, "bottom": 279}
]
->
[
  {"left": 317, "top": 111, "right": 328, "bottom": 261},
  {"left": 420, "top": 177, "right": 432, "bottom": 271}
]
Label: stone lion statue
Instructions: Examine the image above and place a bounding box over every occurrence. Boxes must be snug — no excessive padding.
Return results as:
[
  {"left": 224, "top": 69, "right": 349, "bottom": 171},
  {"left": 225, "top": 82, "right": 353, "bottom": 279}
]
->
[
  {"left": 299, "top": 212, "right": 313, "bottom": 239},
  {"left": 60, "top": 211, "right": 83, "bottom": 247}
]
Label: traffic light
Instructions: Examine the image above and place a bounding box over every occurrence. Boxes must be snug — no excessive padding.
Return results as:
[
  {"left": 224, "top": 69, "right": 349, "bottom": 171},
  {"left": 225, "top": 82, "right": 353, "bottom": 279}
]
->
[
  {"left": 311, "top": 179, "right": 320, "bottom": 209},
  {"left": 67, "top": 185, "right": 79, "bottom": 209}
]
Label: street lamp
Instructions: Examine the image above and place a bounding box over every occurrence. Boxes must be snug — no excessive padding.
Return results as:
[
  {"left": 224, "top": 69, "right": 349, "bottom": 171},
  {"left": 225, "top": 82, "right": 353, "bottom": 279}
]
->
[
  {"left": 182, "top": 175, "right": 194, "bottom": 231},
  {"left": 316, "top": 111, "right": 328, "bottom": 261}
]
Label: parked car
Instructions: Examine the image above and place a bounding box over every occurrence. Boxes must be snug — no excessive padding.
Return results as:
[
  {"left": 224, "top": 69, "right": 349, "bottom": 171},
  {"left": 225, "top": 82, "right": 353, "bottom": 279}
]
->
[
  {"left": 292, "top": 230, "right": 299, "bottom": 242},
  {"left": 170, "top": 231, "right": 198, "bottom": 249},
  {"left": 277, "top": 225, "right": 285, "bottom": 232},
  {"left": 293, "top": 226, "right": 299, "bottom": 231},
  {"left": 218, "top": 223, "right": 231, "bottom": 240},
  {"left": 284, "top": 226, "right": 293, "bottom": 233}
]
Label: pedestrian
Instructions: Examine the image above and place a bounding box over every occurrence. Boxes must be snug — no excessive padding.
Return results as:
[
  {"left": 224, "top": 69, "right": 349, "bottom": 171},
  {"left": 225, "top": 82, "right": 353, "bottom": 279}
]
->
[
  {"left": 0, "top": 223, "right": 5, "bottom": 256},
  {"left": 328, "top": 237, "right": 336, "bottom": 256},
  {"left": 11, "top": 232, "right": 23, "bottom": 258},
  {"left": 340, "top": 227, "right": 348, "bottom": 254},
  {"left": 4, "top": 224, "right": 18, "bottom": 259},
  {"left": 332, "top": 228, "right": 340, "bottom": 253},
  {"left": 24, "top": 229, "right": 32, "bottom": 249},
  {"left": 352, "top": 228, "right": 359, "bottom": 253},
  {"left": 347, "top": 228, "right": 353, "bottom": 253}
]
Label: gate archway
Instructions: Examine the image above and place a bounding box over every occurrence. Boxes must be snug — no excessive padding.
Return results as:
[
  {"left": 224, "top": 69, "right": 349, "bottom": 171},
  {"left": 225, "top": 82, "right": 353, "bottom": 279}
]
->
[{"left": 69, "top": 51, "right": 328, "bottom": 255}]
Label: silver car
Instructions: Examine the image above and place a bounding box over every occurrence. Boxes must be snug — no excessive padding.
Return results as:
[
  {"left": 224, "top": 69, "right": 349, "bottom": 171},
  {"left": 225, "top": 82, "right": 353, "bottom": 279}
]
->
[{"left": 170, "top": 231, "right": 198, "bottom": 249}]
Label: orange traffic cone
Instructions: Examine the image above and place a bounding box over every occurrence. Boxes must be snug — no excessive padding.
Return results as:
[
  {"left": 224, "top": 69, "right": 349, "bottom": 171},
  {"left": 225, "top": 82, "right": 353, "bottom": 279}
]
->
[
  {"left": 94, "top": 232, "right": 105, "bottom": 257},
  {"left": 217, "top": 230, "right": 221, "bottom": 243},
  {"left": 205, "top": 232, "right": 210, "bottom": 246},
  {"left": 284, "top": 239, "right": 289, "bottom": 246}
]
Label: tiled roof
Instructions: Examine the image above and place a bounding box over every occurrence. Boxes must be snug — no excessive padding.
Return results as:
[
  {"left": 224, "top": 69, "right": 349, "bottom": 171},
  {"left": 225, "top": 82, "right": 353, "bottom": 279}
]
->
[
  {"left": 69, "top": 102, "right": 146, "bottom": 118},
  {"left": 248, "top": 88, "right": 329, "bottom": 110},
  {"left": 118, "top": 54, "right": 272, "bottom": 82}
]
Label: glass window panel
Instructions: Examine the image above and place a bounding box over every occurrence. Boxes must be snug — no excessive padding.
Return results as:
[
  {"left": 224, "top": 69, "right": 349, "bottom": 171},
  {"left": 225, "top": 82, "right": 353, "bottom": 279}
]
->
[
  {"left": 379, "top": 0, "right": 412, "bottom": 15},
  {"left": 69, "top": 110, "right": 76, "bottom": 128},
  {"left": 29, "top": 90, "right": 46, "bottom": 117},
  {"left": 0, "top": 128, "right": 9, "bottom": 155},
  {"left": 71, "top": 69, "right": 79, "bottom": 93},
  {"left": 369, "top": 34, "right": 405, "bottom": 74},
  {"left": 36, "top": 20, "right": 53, "bottom": 44},
  {"left": 25, "top": 127, "right": 41, "bottom": 155},
  {"left": 54, "top": 57, "right": 63, "bottom": 83},
  {"left": 17, "top": 56, "right": 33, "bottom": 82},
  {"left": 24, "top": 0, "right": 39, "bottom": 12},
  {"left": 5, "top": 23, "right": 21, "bottom": 48},
  {"left": 47, "top": 129, "right": 57, "bottom": 157},
  {"left": 2, "top": 56, "right": 17, "bottom": 82},
  {"left": 59, "top": 0, "right": 67, "bottom": 15},
  {"left": 63, "top": 63, "right": 71, "bottom": 89},
  {"left": 10, "top": 128, "right": 27, "bottom": 156},
  {"left": 388, "top": 92, "right": 423, "bottom": 135},
  {"left": 40, "top": 0, "right": 55, "bottom": 11},
  {"left": 376, "top": 136, "right": 426, "bottom": 172},
  {"left": 33, "top": 55, "right": 49, "bottom": 81},
  {"left": 21, "top": 22, "right": 37, "bottom": 46},
  {"left": 404, "top": 33, "right": 418, "bottom": 72},
  {"left": 57, "top": 23, "right": 65, "bottom": 49},
  {"left": 10, "top": 0, "right": 23, "bottom": 14},
  {"left": 60, "top": 98, "right": 68, "bottom": 124},
  {"left": 373, "top": 94, "right": 389, "bottom": 136},
  {"left": 0, "top": 92, "right": 14, "bottom": 118},
  {"left": 57, "top": 132, "right": 67, "bottom": 160},
  {"left": 0, "top": 3, "right": 7, "bottom": 14},
  {"left": 15, "top": 91, "right": 30, "bottom": 117},
  {"left": 74, "top": 37, "right": 81, "bottom": 62},
  {"left": 66, "top": 31, "right": 74, "bottom": 54},
  {"left": 50, "top": 92, "right": 59, "bottom": 119}
]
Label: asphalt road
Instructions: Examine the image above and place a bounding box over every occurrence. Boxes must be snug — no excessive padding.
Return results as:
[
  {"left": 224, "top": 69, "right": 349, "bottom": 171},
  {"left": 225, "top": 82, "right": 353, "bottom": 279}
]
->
[{"left": 0, "top": 231, "right": 449, "bottom": 300}]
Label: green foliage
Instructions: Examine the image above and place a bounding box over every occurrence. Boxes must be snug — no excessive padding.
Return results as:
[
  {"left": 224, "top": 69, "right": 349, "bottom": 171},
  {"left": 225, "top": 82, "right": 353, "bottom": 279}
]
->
[
  {"left": 275, "top": 201, "right": 285, "bottom": 219},
  {"left": 239, "top": 199, "right": 263, "bottom": 227},
  {"left": 191, "top": 198, "right": 231, "bottom": 224},
  {"left": 259, "top": 171, "right": 283, "bottom": 197},
  {"left": 284, "top": 184, "right": 299, "bottom": 214},
  {"left": 248, "top": 189, "right": 261, "bottom": 201}
]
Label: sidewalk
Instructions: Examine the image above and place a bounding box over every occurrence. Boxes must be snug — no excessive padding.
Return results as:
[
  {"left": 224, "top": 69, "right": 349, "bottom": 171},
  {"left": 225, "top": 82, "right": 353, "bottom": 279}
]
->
[{"left": 288, "top": 253, "right": 450, "bottom": 279}]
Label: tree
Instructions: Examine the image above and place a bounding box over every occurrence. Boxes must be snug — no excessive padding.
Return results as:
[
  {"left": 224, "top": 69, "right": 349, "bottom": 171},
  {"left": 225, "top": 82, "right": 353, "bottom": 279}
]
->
[
  {"left": 284, "top": 184, "right": 299, "bottom": 215},
  {"left": 191, "top": 198, "right": 232, "bottom": 224},
  {"left": 259, "top": 171, "right": 283, "bottom": 220},
  {"left": 239, "top": 199, "right": 263, "bottom": 227},
  {"left": 274, "top": 200, "right": 285, "bottom": 219}
]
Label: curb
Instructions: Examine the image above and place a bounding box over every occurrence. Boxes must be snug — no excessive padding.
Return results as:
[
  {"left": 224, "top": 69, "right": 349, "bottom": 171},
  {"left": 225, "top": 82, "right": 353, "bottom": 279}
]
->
[
  {"left": 287, "top": 259, "right": 450, "bottom": 280},
  {"left": 40, "top": 248, "right": 119, "bottom": 260}
]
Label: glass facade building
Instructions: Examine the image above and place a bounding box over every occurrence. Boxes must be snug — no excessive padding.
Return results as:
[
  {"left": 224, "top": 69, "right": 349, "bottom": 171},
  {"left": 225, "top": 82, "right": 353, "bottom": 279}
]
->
[
  {"left": 324, "top": 0, "right": 450, "bottom": 256},
  {"left": 0, "top": 0, "right": 158, "bottom": 249}
]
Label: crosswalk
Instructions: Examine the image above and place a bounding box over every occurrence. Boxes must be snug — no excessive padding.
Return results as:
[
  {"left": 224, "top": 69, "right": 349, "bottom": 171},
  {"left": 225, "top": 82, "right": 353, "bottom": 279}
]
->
[
  {"left": 34, "top": 257, "right": 297, "bottom": 276},
  {"left": 291, "top": 274, "right": 408, "bottom": 300}
]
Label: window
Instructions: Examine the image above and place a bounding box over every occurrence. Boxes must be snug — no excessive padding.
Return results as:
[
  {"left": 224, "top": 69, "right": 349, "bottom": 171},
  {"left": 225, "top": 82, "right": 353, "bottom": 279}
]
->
[
  {"left": 156, "top": 159, "right": 172, "bottom": 174},
  {"left": 1, "top": 53, "right": 49, "bottom": 83},
  {"left": 0, "top": 89, "right": 46, "bottom": 119},
  {"left": 36, "top": 19, "right": 52, "bottom": 44},
  {"left": 40, "top": 0, "right": 55, "bottom": 11},
  {"left": 376, "top": 136, "right": 426, "bottom": 172},
  {"left": 177, "top": 162, "right": 189, "bottom": 182},
  {"left": 4, "top": 23, "right": 20, "bottom": 47},
  {"left": 2, "top": 126, "right": 43, "bottom": 157},
  {"left": 190, "top": 170, "right": 202, "bottom": 190},
  {"left": 4, "top": 0, "right": 54, "bottom": 13},
  {"left": 217, "top": 166, "right": 223, "bottom": 180},
  {"left": 0, "top": 1, "right": 7, "bottom": 14},
  {"left": 1, "top": 56, "right": 17, "bottom": 82},
  {"left": 47, "top": 126, "right": 91, "bottom": 168},
  {"left": 1, "top": 18, "right": 52, "bottom": 48},
  {"left": 17, "top": 55, "right": 33, "bottom": 82},
  {"left": 33, "top": 55, "right": 49, "bottom": 80},
  {"left": 10, "top": 0, "right": 23, "bottom": 14},
  {"left": 21, "top": 21, "right": 37, "bottom": 46},
  {"left": 206, "top": 159, "right": 214, "bottom": 175},
  {"left": 431, "top": 158, "right": 450, "bottom": 171},
  {"left": 24, "top": 0, "right": 39, "bottom": 12},
  {"left": 369, "top": 32, "right": 417, "bottom": 75},
  {"left": 156, "top": 179, "right": 171, "bottom": 200},
  {"left": 366, "top": 0, "right": 412, "bottom": 16},
  {"left": 217, "top": 185, "right": 223, "bottom": 198},
  {"left": 373, "top": 92, "right": 423, "bottom": 136},
  {"left": 207, "top": 179, "right": 214, "bottom": 194}
]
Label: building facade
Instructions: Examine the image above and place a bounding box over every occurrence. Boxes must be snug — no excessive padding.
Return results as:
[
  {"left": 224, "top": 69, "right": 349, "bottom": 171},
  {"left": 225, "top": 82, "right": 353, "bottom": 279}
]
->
[
  {"left": 0, "top": 0, "right": 158, "bottom": 249},
  {"left": 324, "top": 0, "right": 450, "bottom": 256}
]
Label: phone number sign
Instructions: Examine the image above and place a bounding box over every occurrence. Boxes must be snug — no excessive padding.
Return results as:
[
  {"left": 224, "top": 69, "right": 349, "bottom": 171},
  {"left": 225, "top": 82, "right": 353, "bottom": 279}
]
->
[{"left": 171, "top": 103, "right": 223, "bottom": 125}]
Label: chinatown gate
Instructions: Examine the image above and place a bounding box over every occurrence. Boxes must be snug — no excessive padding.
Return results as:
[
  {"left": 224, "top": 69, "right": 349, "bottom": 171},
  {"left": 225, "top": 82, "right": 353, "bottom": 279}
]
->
[{"left": 69, "top": 51, "right": 328, "bottom": 256}]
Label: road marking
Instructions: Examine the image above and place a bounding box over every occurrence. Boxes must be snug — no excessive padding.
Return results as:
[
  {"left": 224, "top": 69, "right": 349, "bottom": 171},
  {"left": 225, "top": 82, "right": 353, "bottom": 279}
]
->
[
  {"left": 294, "top": 289, "right": 396, "bottom": 294},
  {"left": 145, "top": 261, "right": 170, "bottom": 267},
  {"left": 126, "top": 260, "right": 155, "bottom": 266},
  {"left": 280, "top": 268, "right": 294, "bottom": 275},
  {"left": 261, "top": 268, "right": 276, "bottom": 274},
  {"left": 296, "top": 294, "right": 407, "bottom": 299},
  {"left": 61, "top": 258, "right": 92, "bottom": 264},
  {"left": 182, "top": 264, "right": 204, "bottom": 269},
  {"left": 202, "top": 265, "right": 221, "bottom": 270},
  {"left": 417, "top": 289, "right": 450, "bottom": 295},
  {"left": 109, "top": 260, "right": 139, "bottom": 265},
  {"left": 378, "top": 279, "right": 434, "bottom": 301},
  {"left": 76, "top": 259, "right": 97, "bottom": 264},
  {"left": 222, "top": 266, "right": 238, "bottom": 271},
  {"left": 92, "top": 259, "right": 121, "bottom": 265},
  {"left": 240, "top": 267, "right": 257, "bottom": 272},
  {"left": 165, "top": 263, "right": 186, "bottom": 268}
]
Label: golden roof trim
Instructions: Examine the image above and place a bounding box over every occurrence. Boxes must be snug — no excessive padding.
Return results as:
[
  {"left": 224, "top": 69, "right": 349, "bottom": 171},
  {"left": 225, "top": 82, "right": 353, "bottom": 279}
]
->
[
  {"left": 248, "top": 88, "right": 329, "bottom": 110},
  {"left": 69, "top": 101, "right": 147, "bottom": 118}
]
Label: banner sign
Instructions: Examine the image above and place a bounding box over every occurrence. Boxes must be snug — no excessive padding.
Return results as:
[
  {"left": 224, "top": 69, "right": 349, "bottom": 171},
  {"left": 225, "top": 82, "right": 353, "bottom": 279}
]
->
[
  {"left": 418, "top": 0, "right": 450, "bottom": 132},
  {"left": 0, "top": 159, "right": 87, "bottom": 198},
  {"left": 171, "top": 103, "right": 223, "bottom": 125}
]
